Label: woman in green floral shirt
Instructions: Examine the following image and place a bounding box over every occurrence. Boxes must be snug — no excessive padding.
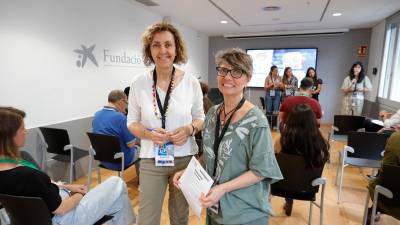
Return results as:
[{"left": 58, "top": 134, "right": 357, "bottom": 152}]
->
[{"left": 174, "top": 48, "right": 282, "bottom": 225}]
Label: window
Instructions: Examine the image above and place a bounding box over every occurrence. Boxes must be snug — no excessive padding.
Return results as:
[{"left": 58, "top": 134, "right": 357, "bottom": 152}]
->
[{"left": 379, "top": 16, "right": 400, "bottom": 104}]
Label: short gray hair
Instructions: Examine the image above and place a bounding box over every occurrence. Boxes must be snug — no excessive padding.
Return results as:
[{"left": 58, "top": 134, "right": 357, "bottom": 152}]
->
[
  {"left": 215, "top": 48, "right": 253, "bottom": 78},
  {"left": 108, "top": 90, "right": 126, "bottom": 103}
]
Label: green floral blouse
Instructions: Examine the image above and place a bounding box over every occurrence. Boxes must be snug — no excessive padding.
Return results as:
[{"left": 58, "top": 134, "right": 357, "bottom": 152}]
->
[{"left": 203, "top": 104, "right": 283, "bottom": 224}]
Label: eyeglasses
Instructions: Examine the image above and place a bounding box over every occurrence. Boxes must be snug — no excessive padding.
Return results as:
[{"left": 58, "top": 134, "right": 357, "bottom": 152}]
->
[{"left": 216, "top": 67, "right": 244, "bottom": 79}]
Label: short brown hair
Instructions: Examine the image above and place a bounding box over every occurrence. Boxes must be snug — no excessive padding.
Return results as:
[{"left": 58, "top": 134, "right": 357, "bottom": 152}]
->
[
  {"left": 142, "top": 22, "right": 188, "bottom": 66},
  {"left": 0, "top": 107, "right": 25, "bottom": 159},
  {"left": 108, "top": 90, "right": 126, "bottom": 103},
  {"left": 215, "top": 48, "right": 253, "bottom": 78}
]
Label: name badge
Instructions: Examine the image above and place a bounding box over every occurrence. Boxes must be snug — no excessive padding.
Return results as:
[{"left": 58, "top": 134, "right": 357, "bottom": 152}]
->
[
  {"left": 270, "top": 89, "right": 275, "bottom": 97},
  {"left": 352, "top": 91, "right": 363, "bottom": 99},
  {"left": 154, "top": 142, "right": 174, "bottom": 166}
]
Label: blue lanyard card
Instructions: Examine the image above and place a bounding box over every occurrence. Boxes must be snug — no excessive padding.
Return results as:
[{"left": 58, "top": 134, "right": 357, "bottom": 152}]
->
[{"left": 154, "top": 142, "right": 174, "bottom": 166}]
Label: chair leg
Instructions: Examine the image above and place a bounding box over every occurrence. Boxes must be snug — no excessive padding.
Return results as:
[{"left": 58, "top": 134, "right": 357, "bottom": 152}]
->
[
  {"left": 362, "top": 193, "right": 370, "bottom": 225},
  {"left": 320, "top": 186, "right": 325, "bottom": 225},
  {"left": 69, "top": 162, "right": 73, "bottom": 184},
  {"left": 335, "top": 152, "right": 342, "bottom": 186},
  {"left": 308, "top": 201, "right": 313, "bottom": 225},
  {"left": 337, "top": 164, "right": 346, "bottom": 204},
  {"left": 87, "top": 156, "right": 93, "bottom": 190}
]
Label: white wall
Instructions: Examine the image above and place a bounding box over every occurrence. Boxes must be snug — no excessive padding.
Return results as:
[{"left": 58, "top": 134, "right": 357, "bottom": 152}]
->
[
  {"left": 365, "top": 20, "right": 386, "bottom": 102},
  {"left": 0, "top": 0, "right": 208, "bottom": 128}
]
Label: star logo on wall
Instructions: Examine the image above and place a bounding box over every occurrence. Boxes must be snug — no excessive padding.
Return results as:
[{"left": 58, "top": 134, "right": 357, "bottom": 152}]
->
[{"left": 74, "top": 44, "right": 99, "bottom": 68}]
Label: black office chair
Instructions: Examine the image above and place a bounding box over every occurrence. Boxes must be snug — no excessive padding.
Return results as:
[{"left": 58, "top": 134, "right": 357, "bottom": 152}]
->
[
  {"left": 208, "top": 88, "right": 223, "bottom": 105},
  {"left": 330, "top": 115, "right": 365, "bottom": 142},
  {"left": 336, "top": 131, "right": 389, "bottom": 203},
  {"left": 362, "top": 165, "right": 400, "bottom": 225},
  {"left": 260, "top": 96, "right": 266, "bottom": 110},
  {"left": 0, "top": 194, "right": 112, "bottom": 225},
  {"left": 86, "top": 132, "right": 138, "bottom": 187},
  {"left": 271, "top": 153, "right": 326, "bottom": 225},
  {"left": 39, "top": 127, "right": 89, "bottom": 183}
]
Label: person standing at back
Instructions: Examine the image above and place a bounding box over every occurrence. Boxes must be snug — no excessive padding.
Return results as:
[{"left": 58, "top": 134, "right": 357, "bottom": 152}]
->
[
  {"left": 127, "top": 22, "right": 205, "bottom": 225},
  {"left": 340, "top": 61, "right": 372, "bottom": 116},
  {"left": 264, "top": 65, "right": 284, "bottom": 115},
  {"left": 92, "top": 90, "right": 138, "bottom": 171},
  {"left": 282, "top": 66, "right": 298, "bottom": 99},
  {"left": 305, "top": 67, "right": 322, "bottom": 101}
]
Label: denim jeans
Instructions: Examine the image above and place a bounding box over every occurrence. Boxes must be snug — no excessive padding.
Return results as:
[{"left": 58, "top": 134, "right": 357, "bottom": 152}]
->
[
  {"left": 53, "top": 176, "right": 135, "bottom": 225},
  {"left": 265, "top": 90, "right": 281, "bottom": 114}
]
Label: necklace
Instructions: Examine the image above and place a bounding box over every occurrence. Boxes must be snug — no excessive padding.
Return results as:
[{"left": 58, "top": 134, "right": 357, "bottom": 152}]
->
[
  {"left": 152, "top": 67, "right": 175, "bottom": 122},
  {"left": 219, "top": 99, "right": 245, "bottom": 126},
  {"left": 220, "top": 105, "right": 237, "bottom": 126}
]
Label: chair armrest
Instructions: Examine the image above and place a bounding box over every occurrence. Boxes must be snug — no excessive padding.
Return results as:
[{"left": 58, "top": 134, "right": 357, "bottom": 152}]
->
[
  {"left": 114, "top": 152, "right": 124, "bottom": 159},
  {"left": 365, "top": 174, "right": 377, "bottom": 181},
  {"left": 311, "top": 177, "right": 326, "bottom": 186},
  {"left": 63, "top": 144, "right": 73, "bottom": 151},
  {"left": 89, "top": 146, "right": 96, "bottom": 156},
  {"left": 375, "top": 185, "right": 393, "bottom": 199},
  {"left": 343, "top": 145, "right": 354, "bottom": 153},
  {"left": 333, "top": 126, "right": 339, "bottom": 132}
]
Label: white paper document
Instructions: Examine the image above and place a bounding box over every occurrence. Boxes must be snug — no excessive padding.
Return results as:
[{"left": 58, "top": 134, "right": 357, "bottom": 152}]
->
[
  {"left": 179, "top": 156, "right": 214, "bottom": 218},
  {"left": 371, "top": 119, "right": 384, "bottom": 127}
]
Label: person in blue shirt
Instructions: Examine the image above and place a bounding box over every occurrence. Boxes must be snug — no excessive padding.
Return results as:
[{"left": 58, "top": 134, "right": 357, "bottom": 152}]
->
[{"left": 92, "top": 90, "right": 138, "bottom": 170}]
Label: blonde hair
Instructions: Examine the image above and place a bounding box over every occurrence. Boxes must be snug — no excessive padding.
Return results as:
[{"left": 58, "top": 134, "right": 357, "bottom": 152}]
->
[{"left": 141, "top": 22, "right": 188, "bottom": 66}]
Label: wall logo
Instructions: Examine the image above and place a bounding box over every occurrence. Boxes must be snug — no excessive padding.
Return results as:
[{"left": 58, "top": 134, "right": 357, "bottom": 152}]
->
[{"left": 74, "top": 44, "right": 99, "bottom": 68}]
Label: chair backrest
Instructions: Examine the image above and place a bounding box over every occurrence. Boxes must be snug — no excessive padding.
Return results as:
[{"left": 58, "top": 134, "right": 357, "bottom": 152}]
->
[
  {"left": 379, "top": 164, "right": 400, "bottom": 203},
  {"left": 87, "top": 132, "right": 122, "bottom": 164},
  {"left": 39, "top": 127, "right": 71, "bottom": 155},
  {"left": 333, "top": 115, "right": 365, "bottom": 135},
  {"left": 259, "top": 97, "right": 265, "bottom": 110},
  {"left": 0, "top": 194, "right": 52, "bottom": 225},
  {"left": 271, "top": 153, "right": 324, "bottom": 200},
  {"left": 347, "top": 131, "right": 388, "bottom": 159}
]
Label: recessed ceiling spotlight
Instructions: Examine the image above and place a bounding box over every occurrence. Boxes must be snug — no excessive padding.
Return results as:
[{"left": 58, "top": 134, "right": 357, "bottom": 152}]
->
[
  {"left": 333, "top": 13, "right": 342, "bottom": 17},
  {"left": 263, "top": 6, "right": 281, "bottom": 11},
  {"left": 220, "top": 20, "right": 228, "bottom": 24}
]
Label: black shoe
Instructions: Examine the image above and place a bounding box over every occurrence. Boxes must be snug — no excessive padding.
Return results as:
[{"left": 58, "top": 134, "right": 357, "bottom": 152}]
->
[{"left": 283, "top": 199, "right": 293, "bottom": 216}]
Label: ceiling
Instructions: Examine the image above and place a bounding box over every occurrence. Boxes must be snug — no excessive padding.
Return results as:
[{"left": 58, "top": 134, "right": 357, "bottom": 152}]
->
[{"left": 128, "top": 0, "right": 400, "bottom": 36}]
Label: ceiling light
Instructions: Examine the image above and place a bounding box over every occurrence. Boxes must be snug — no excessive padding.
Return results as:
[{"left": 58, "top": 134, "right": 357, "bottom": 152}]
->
[
  {"left": 263, "top": 6, "right": 281, "bottom": 11},
  {"left": 220, "top": 20, "right": 228, "bottom": 24},
  {"left": 333, "top": 13, "right": 342, "bottom": 17}
]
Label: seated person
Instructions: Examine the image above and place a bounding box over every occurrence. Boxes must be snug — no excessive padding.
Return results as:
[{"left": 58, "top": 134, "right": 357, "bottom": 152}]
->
[
  {"left": 92, "top": 90, "right": 138, "bottom": 170},
  {"left": 0, "top": 107, "right": 135, "bottom": 225},
  {"left": 379, "top": 109, "right": 400, "bottom": 135},
  {"left": 367, "top": 131, "right": 400, "bottom": 224},
  {"left": 279, "top": 78, "right": 322, "bottom": 130},
  {"left": 275, "top": 104, "right": 330, "bottom": 216}
]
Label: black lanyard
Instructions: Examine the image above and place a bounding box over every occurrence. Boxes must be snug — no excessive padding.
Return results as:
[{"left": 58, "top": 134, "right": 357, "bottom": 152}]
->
[
  {"left": 153, "top": 67, "right": 175, "bottom": 129},
  {"left": 212, "top": 97, "right": 245, "bottom": 177}
]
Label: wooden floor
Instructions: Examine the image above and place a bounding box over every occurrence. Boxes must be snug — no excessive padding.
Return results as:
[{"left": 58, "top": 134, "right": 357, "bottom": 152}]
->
[{"left": 75, "top": 124, "right": 399, "bottom": 225}]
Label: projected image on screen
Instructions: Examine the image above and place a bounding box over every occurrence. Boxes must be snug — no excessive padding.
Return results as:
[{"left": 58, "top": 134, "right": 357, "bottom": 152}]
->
[{"left": 246, "top": 48, "right": 317, "bottom": 88}]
